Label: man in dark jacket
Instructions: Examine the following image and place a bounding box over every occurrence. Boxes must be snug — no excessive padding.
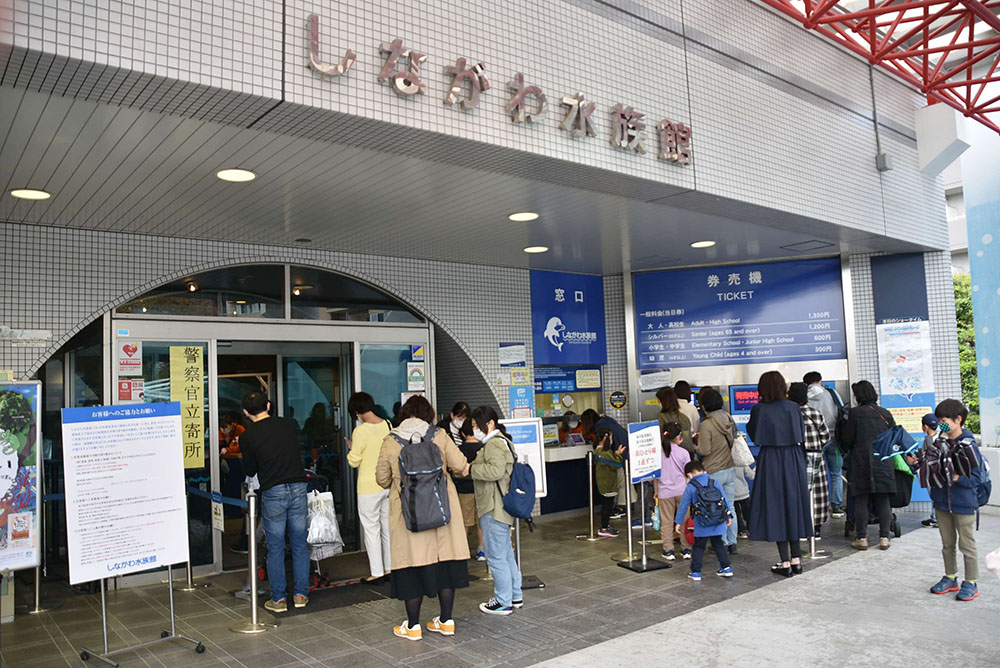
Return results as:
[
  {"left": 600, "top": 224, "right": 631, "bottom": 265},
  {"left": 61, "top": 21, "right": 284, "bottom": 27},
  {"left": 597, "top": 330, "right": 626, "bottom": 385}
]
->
[
  {"left": 840, "top": 381, "right": 896, "bottom": 551},
  {"left": 241, "top": 391, "right": 310, "bottom": 613}
]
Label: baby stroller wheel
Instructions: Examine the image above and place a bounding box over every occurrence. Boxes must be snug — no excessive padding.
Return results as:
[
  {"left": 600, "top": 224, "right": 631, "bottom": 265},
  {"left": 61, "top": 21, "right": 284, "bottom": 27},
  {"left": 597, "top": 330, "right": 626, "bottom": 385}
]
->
[{"left": 892, "top": 513, "right": 901, "bottom": 538}]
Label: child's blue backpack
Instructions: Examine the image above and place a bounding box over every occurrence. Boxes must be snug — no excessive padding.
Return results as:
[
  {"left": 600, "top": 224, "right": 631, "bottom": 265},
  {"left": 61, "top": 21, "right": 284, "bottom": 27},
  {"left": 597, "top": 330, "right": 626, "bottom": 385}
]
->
[
  {"left": 972, "top": 447, "right": 992, "bottom": 508},
  {"left": 495, "top": 438, "right": 537, "bottom": 531},
  {"left": 691, "top": 478, "right": 727, "bottom": 526}
]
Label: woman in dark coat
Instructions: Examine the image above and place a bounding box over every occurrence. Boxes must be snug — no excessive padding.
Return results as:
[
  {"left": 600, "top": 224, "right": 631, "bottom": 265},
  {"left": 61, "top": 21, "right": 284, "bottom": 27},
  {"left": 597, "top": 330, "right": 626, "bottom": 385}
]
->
[
  {"left": 840, "top": 380, "right": 897, "bottom": 551},
  {"left": 747, "top": 371, "right": 811, "bottom": 577}
]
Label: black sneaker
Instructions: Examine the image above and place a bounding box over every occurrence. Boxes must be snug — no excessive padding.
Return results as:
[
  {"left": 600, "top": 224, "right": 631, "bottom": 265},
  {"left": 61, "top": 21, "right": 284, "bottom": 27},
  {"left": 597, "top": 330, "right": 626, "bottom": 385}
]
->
[
  {"left": 479, "top": 597, "right": 512, "bottom": 616},
  {"left": 727, "top": 544, "right": 738, "bottom": 554},
  {"left": 921, "top": 518, "right": 938, "bottom": 528},
  {"left": 512, "top": 599, "right": 524, "bottom": 609},
  {"left": 609, "top": 510, "right": 626, "bottom": 520}
]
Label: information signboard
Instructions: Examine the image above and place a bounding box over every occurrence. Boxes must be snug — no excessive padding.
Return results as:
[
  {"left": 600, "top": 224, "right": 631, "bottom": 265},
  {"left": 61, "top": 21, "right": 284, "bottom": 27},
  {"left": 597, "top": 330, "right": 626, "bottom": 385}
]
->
[
  {"left": 530, "top": 270, "right": 606, "bottom": 365},
  {"left": 627, "top": 420, "right": 661, "bottom": 483},
  {"left": 62, "top": 403, "right": 189, "bottom": 585},
  {"left": 633, "top": 257, "right": 847, "bottom": 368},
  {"left": 0, "top": 381, "right": 41, "bottom": 572},
  {"left": 499, "top": 417, "right": 547, "bottom": 498}
]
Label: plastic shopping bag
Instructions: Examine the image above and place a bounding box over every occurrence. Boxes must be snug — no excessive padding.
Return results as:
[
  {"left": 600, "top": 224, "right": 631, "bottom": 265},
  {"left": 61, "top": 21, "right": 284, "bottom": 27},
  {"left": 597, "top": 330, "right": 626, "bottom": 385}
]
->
[
  {"left": 307, "top": 490, "right": 344, "bottom": 554},
  {"left": 731, "top": 433, "right": 755, "bottom": 468},
  {"left": 986, "top": 547, "right": 1000, "bottom": 579}
]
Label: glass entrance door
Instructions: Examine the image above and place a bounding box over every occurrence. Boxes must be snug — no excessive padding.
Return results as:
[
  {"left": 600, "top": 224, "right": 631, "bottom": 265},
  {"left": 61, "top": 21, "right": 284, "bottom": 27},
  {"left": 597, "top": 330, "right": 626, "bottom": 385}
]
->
[{"left": 115, "top": 340, "right": 213, "bottom": 575}]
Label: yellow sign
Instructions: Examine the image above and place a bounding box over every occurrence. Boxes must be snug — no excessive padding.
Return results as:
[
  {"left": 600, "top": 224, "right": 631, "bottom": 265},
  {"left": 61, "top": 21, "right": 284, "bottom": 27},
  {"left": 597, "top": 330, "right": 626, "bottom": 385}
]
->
[
  {"left": 170, "top": 346, "right": 205, "bottom": 469},
  {"left": 887, "top": 406, "right": 932, "bottom": 435},
  {"left": 0, "top": 370, "right": 12, "bottom": 381},
  {"left": 575, "top": 369, "right": 601, "bottom": 389}
]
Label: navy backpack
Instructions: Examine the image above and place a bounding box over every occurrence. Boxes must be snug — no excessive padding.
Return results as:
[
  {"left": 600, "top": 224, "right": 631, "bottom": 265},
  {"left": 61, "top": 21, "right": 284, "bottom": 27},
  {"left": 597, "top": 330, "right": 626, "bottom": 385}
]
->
[{"left": 495, "top": 438, "right": 537, "bottom": 531}]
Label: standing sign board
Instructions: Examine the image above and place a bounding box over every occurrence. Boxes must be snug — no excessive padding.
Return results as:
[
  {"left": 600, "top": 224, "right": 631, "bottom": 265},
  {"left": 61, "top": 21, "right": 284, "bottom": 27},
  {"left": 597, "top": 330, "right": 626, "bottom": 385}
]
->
[
  {"left": 633, "top": 257, "right": 846, "bottom": 368},
  {"left": 627, "top": 421, "right": 661, "bottom": 483},
  {"left": 530, "top": 270, "right": 606, "bottom": 365},
  {"left": 499, "top": 418, "right": 547, "bottom": 498},
  {"left": 62, "top": 403, "right": 189, "bottom": 584},
  {"left": 0, "top": 381, "right": 41, "bottom": 572}
]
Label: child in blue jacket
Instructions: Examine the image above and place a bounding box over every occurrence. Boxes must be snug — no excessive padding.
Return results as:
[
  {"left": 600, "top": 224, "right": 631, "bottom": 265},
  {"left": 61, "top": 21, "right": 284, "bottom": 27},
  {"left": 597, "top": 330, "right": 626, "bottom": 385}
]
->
[
  {"left": 674, "top": 460, "right": 734, "bottom": 581},
  {"left": 909, "top": 399, "right": 986, "bottom": 602}
]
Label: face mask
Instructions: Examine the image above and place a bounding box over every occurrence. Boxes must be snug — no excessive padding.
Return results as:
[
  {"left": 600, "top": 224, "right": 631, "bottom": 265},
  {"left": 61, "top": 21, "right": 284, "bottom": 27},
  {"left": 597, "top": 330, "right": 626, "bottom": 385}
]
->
[
  {"left": 939, "top": 422, "right": 951, "bottom": 434},
  {"left": 568, "top": 420, "right": 579, "bottom": 429},
  {"left": 452, "top": 418, "right": 465, "bottom": 429},
  {"left": 473, "top": 428, "right": 487, "bottom": 442}
]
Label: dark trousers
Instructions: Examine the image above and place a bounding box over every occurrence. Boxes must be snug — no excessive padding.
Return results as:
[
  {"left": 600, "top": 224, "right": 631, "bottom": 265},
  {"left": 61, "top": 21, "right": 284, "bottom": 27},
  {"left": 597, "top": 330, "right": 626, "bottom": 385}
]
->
[
  {"left": 691, "top": 535, "right": 730, "bottom": 573},
  {"left": 735, "top": 499, "right": 751, "bottom": 533},
  {"left": 600, "top": 495, "right": 616, "bottom": 529},
  {"left": 777, "top": 540, "right": 802, "bottom": 562},
  {"left": 854, "top": 492, "right": 892, "bottom": 539}
]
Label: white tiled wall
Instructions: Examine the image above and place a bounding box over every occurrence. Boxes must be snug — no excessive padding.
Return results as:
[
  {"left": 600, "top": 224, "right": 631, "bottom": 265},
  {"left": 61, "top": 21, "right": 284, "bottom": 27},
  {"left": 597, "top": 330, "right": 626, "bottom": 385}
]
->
[
  {"left": 0, "top": 222, "right": 530, "bottom": 415},
  {"left": 0, "top": 0, "right": 947, "bottom": 246},
  {"left": 849, "top": 251, "right": 961, "bottom": 401}
]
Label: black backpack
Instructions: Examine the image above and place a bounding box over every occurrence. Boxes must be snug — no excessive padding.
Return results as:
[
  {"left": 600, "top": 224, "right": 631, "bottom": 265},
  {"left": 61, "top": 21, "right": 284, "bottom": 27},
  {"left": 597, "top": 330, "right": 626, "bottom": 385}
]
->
[
  {"left": 691, "top": 477, "right": 727, "bottom": 526},
  {"left": 392, "top": 426, "right": 451, "bottom": 532}
]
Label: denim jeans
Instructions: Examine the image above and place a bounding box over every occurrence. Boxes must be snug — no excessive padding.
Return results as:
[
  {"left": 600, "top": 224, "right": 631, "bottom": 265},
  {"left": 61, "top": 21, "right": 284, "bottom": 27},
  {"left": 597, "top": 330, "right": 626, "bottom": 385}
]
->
[
  {"left": 823, "top": 440, "right": 843, "bottom": 508},
  {"left": 708, "top": 467, "right": 738, "bottom": 546},
  {"left": 261, "top": 482, "right": 310, "bottom": 602},
  {"left": 481, "top": 512, "right": 522, "bottom": 607}
]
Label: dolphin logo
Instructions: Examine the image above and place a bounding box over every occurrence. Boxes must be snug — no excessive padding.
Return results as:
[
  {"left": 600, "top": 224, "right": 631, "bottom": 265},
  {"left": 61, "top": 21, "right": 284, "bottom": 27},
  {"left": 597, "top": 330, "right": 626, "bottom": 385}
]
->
[{"left": 543, "top": 317, "right": 566, "bottom": 351}]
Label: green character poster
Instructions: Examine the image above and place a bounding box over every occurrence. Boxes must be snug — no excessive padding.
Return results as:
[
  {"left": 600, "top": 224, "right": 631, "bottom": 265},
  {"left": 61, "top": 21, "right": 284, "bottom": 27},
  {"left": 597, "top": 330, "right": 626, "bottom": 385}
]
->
[{"left": 0, "top": 382, "right": 40, "bottom": 570}]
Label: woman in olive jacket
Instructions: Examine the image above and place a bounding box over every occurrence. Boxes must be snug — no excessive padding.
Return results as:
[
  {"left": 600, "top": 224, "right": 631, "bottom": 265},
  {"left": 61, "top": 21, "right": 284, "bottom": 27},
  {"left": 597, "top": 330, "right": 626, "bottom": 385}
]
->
[{"left": 841, "top": 380, "right": 897, "bottom": 551}]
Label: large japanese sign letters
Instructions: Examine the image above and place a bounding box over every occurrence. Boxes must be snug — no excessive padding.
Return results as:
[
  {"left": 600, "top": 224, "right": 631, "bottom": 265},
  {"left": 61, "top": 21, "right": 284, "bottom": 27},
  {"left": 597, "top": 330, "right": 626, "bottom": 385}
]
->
[
  {"left": 530, "top": 271, "right": 607, "bottom": 366},
  {"left": 633, "top": 258, "right": 847, "bottom": 369},
  {"left": 169, "top": 346, "right": 205, "bottom": 469},
  {"left": 307, "top": 15, "right": 692, "bottom": 167}
]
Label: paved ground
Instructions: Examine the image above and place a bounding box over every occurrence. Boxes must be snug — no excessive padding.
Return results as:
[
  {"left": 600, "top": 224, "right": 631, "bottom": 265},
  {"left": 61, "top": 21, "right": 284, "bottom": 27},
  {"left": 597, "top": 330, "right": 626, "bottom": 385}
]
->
[
  {"left": 539, "top": 507, "right": 1000, "bottom": 668},
  {"left": 0, "top": 505, "right": 964, "bottom": 668}
]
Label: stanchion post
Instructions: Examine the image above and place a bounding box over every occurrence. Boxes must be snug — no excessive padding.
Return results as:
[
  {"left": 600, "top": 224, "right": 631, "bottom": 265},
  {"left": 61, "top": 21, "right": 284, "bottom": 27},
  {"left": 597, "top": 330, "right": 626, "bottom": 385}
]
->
[
  {"left": 616, "top": 464, "right": 668, "bottom": 573},
  {"left": 231, "top": 492, "right": 278, "bottom": 633},
  {"left": 18, "top": 449, "right": 61, "bottom": 614},
  {"left": 806, "top": 473, "right": 832, "bottom": 560},
  {"left": 576, "top": 450, "right": 599, "bottom": 541}
]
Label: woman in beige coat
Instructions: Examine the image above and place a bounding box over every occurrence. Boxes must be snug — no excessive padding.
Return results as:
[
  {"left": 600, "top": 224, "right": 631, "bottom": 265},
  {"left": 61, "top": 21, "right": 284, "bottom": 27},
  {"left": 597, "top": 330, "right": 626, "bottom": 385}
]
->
[{"left": 376, "top": 396, "right": 470, "bottom": 641}]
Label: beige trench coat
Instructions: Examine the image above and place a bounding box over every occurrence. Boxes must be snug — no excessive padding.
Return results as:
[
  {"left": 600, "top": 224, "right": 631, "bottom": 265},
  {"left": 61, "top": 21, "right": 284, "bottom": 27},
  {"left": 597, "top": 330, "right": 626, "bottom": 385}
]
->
[{"left": 375, "top": 419, "right": 471, "bottom": 570}]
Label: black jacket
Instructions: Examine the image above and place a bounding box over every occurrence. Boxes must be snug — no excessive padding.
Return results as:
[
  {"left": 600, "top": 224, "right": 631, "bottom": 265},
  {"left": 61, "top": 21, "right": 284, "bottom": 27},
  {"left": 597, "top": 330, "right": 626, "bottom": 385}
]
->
[{"left": 841, "top": 403, "right": 897, "bottom": 495}]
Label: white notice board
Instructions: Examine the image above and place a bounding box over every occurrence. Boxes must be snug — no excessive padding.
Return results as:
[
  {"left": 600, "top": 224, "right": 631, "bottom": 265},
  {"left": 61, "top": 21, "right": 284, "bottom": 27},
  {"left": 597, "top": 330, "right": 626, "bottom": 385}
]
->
[
  {"left": 61, "top": 403, "right": 189, "bottom": 585},
  {"left": 628, "top": 420, "right": 661, "bottom": 484},
  {"left": 500, "top": 417, "right": 547, "bottom": 498}
]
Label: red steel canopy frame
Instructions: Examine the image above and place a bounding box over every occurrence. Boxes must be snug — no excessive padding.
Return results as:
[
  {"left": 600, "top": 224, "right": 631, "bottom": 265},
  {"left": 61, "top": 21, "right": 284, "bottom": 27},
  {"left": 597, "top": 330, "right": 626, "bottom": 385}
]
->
[{"left": 759, "top": 0, "right": 1000, "bottom": 134}]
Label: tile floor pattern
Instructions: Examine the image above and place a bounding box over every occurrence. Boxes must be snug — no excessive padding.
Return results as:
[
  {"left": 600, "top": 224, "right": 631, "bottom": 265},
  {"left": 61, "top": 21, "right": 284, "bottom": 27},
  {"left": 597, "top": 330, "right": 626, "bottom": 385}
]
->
[{"left": 0, "top": 510, "right": 924, "bottom": 668}]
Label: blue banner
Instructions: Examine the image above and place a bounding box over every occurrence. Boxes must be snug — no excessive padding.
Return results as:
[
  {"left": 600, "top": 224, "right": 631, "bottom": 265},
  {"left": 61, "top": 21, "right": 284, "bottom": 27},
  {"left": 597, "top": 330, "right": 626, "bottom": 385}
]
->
[
  {"left": 62, "top": 402, "right": 181, "bottom": 424},
  {"left": 530, "top": 270, "right": 606, "bottom": 365},
  {"left": 633, "top": 258, "right": 846, "bottom": 369}
]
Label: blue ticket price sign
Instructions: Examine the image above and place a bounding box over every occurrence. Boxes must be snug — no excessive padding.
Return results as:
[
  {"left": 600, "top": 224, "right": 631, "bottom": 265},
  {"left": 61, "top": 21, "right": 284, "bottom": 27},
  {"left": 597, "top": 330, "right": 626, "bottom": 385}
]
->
[
  {"left": 530, "top": 270, "right": 606, "bottom": 365},
  {"left": 633, "top": 258, "right": 846, "bottom": 369},
  {"left": 729, "top": 384, "right": 760, "bottom": 452}
]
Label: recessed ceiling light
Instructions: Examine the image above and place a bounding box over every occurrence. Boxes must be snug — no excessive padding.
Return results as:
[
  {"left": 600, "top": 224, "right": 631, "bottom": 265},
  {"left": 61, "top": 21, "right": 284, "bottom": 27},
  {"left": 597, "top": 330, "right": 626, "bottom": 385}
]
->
[
  {"left": 690, "top": 240, "right": 716, "bottom": 248},
  {"left": 235, "top": 300, "right": 247, "bottom": 305},
  {"left": 523, "top": 246, "right": 549, "bottom": 254},
  {"left": 187, "top": 282, "right": 199, "bottom": 292},
  {"left": 10, "top": 188, "right": 51, "bottom": 200},
  {"left": 216, "top": 168, "right": 257, "bottom": 182},
  {"left": 509, "top": 212, "right": 539, "bottom": 222},
  {"left": 294, "top": 238, "right": 312, "bottom": 244}
]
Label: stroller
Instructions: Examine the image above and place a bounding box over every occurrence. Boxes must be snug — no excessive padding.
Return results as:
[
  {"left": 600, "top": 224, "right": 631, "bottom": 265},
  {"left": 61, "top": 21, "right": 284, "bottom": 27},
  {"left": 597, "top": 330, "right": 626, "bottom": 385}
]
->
[
  {"left": 843, "top": 456, "right": 910, "bottom": 539},
  {"left": 255, "top": 471, "right": 344, "bottom": 591}
]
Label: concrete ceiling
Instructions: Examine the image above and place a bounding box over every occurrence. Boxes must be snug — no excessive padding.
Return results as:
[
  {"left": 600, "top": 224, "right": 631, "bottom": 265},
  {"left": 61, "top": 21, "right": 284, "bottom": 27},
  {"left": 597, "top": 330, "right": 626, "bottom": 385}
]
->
[{"left": 0, "top": 86, "right": 925, "bottom": 275}]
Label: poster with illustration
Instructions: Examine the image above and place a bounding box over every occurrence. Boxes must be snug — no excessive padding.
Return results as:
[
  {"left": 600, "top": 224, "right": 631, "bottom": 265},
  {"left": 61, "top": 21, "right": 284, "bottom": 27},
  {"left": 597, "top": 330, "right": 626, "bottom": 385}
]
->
[{"left": 0, "top": 381, "right": 41, "bottom": 571}]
